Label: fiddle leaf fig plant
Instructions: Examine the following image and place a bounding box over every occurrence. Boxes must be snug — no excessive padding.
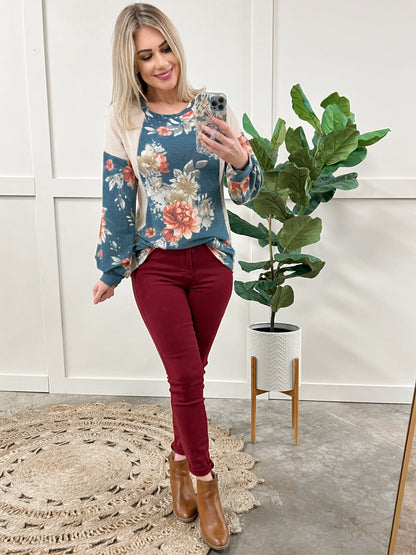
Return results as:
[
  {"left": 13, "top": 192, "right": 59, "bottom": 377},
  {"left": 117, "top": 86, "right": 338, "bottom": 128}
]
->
[{"left": 228, "top": 84, "right": 390, "bottom": 331}]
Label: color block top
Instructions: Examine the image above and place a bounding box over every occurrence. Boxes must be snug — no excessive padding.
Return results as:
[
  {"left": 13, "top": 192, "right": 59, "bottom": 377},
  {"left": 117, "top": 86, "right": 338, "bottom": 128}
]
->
[{"left": 96, "top": 98, "right": 263, "bottom": 287}]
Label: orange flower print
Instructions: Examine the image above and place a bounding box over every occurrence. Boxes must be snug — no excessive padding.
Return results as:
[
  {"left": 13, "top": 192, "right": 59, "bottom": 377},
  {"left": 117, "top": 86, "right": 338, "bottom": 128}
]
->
[
  {"left": 98, "top": 209, "right": 106, "bottom": 243},
  {"left": 162, "top": 228, "right": 181, "bottom": 243},
  {"left": 157, "top": 126, "right": 172, "bottom": 136},
  {"left": 163, "top": 201, "right": 200, "bottom": 240},
  {"left": 238, "top": 135, "right": 254, "bottom": 155},
  {"left": 145, "top": 227, "right": 156, "bottom": 238},
  {"left": 123, "top": 161, "right": 135, "bottom": 184},
  {"left": 229, "top": 176, "right": 250, "bottom": 194},
  {"left": 122, "top": 258, "right": 130, "bottom": 268},
  {"left": 97, "top": 249, "right": 102, "bottom": 258},
  {"left": 223, "top": 239, "right": 230, "bottom": 246},
  {"left": 105, "top": 159, "right": 114, "bottom": 171},
  {"left": 181, "top": 109, "right": 194, "bottom": 119},
  {"left": 157, "top": 154, "right": 169, "bottom": 173}
]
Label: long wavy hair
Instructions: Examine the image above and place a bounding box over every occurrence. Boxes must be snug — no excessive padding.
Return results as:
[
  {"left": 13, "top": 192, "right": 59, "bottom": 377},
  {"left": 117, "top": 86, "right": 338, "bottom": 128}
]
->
[{"left": 111, "top": 3, "right": 202, "bottom": 129}]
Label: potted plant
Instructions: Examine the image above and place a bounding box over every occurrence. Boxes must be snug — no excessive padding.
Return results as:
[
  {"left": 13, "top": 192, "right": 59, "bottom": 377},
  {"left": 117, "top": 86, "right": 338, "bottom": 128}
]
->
[{"left": 228, "top": 84, "right": 390, "bottom": 396}]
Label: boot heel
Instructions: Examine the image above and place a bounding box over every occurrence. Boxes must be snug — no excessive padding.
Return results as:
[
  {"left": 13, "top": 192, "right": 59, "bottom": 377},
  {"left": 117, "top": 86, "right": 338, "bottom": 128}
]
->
[
  {"left": 197, "top": 472, "right": 229, "bottom": 551},
  {"left": 168, "top": 452, "right": 198, "bottom": 522}
]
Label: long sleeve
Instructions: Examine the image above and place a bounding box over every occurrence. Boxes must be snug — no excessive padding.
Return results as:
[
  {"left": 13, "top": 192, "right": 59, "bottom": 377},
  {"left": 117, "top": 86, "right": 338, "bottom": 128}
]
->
[
  {"left": 95, "top": 109, "right": 138, "bottom": 287},
  {"left": 224, "top": 108, "right": 263, "bottom": 205}
]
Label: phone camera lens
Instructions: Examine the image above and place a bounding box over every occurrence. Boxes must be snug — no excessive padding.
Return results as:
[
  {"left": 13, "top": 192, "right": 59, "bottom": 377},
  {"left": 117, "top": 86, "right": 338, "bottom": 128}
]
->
[
  {"left": 212, "top": 100, "right": 218, "bottom": 107},
  {"left": 218, "top": 97, "right": 224, "bottom": 103},
  {"left": 218, "top": 104, "right": 224, "bottom": 110}
]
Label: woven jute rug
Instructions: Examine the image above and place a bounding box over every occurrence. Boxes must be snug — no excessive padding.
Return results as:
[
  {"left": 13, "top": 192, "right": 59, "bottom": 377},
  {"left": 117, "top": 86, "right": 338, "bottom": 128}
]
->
[{"left": 0, "top": 402, "right": 262, "bottom": 554}]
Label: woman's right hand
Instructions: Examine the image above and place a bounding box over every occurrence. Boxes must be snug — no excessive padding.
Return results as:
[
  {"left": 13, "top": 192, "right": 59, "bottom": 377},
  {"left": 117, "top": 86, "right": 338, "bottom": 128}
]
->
[{"left": 92, "top": 280, "right": 116, "bottom": 305}]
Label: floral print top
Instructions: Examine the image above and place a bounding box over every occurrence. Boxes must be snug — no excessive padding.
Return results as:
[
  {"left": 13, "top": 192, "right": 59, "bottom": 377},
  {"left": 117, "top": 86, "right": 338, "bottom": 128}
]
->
[{"left": 96, "top": 98, "right": 263, "bottom": 287}]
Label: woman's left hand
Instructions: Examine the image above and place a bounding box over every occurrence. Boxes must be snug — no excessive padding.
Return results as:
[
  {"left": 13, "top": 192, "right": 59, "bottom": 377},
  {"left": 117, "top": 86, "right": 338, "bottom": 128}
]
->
[{"left": 200, "top": 117, "right": 249, "bottom": 170}]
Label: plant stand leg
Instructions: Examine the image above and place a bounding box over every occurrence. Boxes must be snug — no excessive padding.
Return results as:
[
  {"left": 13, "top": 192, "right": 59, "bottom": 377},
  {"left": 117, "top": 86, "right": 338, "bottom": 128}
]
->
[
  {"left": 251, "top": 356, "right": 269, "bottom": 444},
  {"left": 281, "top": 358, "right": 300, "bottom": 445}
]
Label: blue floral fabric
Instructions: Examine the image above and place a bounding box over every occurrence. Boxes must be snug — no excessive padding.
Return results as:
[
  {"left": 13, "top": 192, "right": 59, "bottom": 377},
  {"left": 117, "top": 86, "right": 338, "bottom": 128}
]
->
[{"left": 96, "top": 99, "right": 263, "bottom": 287}]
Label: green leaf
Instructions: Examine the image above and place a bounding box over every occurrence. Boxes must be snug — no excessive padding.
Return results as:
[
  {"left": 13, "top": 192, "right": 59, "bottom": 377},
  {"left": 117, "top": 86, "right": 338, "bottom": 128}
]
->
[
  {"left": 312, "top": 172, "right": 359, "bottom": 193},
  {"left": 253, "top": 190, "right": 290, "bottom": 222},
  {"left": 255, "top": 279, "right": 277, "bottom": 292},
  {"left": 317, "top": 127, "right": 360, "bottom": 166},
  {"left": 234, "top": 280, "right": 270, "bottom": 306},
  {"left": 278, "top": 163, "right": 311, "bottom": 208},
  {"left": 262, "top": 171, "right": 281, "bottom": 192},
  {"left": 270, "top": 118, "right": 286, "bottom": 151},
  {"left": 242, "top": 113, "right": 260, "bottom": 138},
  {"left": 289, "top": 148, "right": 320, "bottom": 181},
  {"left": 270, "top": 285, "right": 294, "bottom": 313},
  {"left": 285, "top": 126, "right": 309, "bottom": 154},
  {"left": 301, "top": 189, "right": 336, "bottom": 215},
  {"left": 250, "top": 137, "right": 274, "bottom": 171},
  {"left": 321, "top": 104, "right": 348, "bottom": 134},
  {"left": 291, "top": 84, "right": 322, "bottom": 133},
  {"left": 320, "top": 147, "right": 367, "bottom": 176},
  {"left": 257, "top": 221, "right": 281, "bottom": 248},
  {"left": 320, "top": 92, "right": 351, "bottom": 116},
  {"left": 274, "top": 253, "right": 325, "bottom": 278},
  {"left": 239, "top": 260, "right": 271, "bottom": 272},
  {"left": 227, "top": 210, "right": 269, "bottom": 242},
  {"left": 358, "top": 128, "right": 390, "bottom": 146},
  {"left": 279, "top": 215, "right": 322, "bottom": 251}
]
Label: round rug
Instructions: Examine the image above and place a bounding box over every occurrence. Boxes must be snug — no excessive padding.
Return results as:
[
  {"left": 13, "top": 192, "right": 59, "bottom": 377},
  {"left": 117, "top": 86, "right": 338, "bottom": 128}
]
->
[{"left": 0, "top": 402, "right": 262, "bottom": 554}]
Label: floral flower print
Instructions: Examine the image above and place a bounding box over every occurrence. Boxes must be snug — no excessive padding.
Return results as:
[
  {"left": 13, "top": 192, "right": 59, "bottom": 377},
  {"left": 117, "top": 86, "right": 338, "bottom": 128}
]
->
[
  {"left": 197, "top": 196, "right": 215, "bottom": 229},
  {"left": 105, "top": 159, "right": 135, "bottom": 216},
  {"left": 162, "top": 227, "right": 181, "bottom": 243},
  {"left": 229, "top": 176, "right": 250, "bottom": 195},
  {"left": 145, "top": 227, "right": 156, "bottom": 238},
  {"left": 137, "top": 145, "right": 162, "bottom": 174},
  {"left": 98, "top": 209, "right": 107, "bottom": 243},
  {"left": 156, "top": 126, "right": 172, "bottom": 136},
  {"left": 122, "top": 258, "right": 130, "bottom": 268},
  {"left": 123, "top": 162, "right": 136, "bottom": 184},
  {"left": 157, "top": 154, "right": 169, "bottom": 173},
  {"left": 137, "top": 144, "right": 169, "bottom": 175},
  {"left": 169, "top": 168, "right": 199, "bottom": 201},
  {"left": 163, "top": 201, "right": 201, "bottom": 240}
]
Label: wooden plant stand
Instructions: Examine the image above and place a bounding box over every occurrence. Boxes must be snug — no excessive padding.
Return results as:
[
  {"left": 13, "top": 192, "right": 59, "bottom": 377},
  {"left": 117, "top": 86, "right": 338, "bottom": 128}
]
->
[{"left": 250, "top": 356, "right": 300, "bottom": 445}]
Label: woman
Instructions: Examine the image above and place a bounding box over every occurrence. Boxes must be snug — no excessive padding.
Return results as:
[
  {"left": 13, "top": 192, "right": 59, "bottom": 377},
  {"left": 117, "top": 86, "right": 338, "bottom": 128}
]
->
[{"left": 92, "top": 3, "right": 262, "bottom": 551}]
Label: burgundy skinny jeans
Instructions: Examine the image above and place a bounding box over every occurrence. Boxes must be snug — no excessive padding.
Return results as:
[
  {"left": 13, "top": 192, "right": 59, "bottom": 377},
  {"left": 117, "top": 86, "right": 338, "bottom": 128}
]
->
[{"left": 131, "top": 244, "right": 233, "bottom": 476}]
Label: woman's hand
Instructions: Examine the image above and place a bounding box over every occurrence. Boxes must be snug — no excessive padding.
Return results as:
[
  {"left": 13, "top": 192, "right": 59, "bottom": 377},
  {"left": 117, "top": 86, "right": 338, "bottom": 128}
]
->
[
  {"left": 92, "top": 280, "right": 116, "bottom": 305},
  {"left": 200, "top": 117, "right": 249, "bottom": 170}
]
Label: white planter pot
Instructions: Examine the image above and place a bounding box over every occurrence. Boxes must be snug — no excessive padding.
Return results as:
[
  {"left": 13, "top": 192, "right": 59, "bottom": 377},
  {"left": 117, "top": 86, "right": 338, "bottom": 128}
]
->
[{"left": 248, "top": 323, "right": 301, "bottom": 391}]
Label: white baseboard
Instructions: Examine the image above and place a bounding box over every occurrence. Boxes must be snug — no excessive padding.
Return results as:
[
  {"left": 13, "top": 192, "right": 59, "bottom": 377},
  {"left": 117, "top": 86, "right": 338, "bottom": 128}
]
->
[
  {"left": 0, "top": 374, "right": 49, "bottom": 392},
  {"left": 59, "top": 377, "right": 251, "bottom": 399},
  {"left": 270, "top": 383, "right": 414, "bottom": 404},
  {"left": 1, "top": 375, "right": 413, "bottom": 404}
]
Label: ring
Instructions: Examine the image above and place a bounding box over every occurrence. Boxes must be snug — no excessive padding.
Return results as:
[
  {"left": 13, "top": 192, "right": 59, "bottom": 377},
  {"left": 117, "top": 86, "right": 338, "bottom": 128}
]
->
[{"left": 210, "top": 128, "right": 217, "bottom": 141}]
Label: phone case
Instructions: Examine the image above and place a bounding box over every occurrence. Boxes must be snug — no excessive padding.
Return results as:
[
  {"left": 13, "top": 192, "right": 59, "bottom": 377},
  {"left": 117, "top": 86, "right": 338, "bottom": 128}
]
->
[{"left": 194, "top": 92, "right": 227, "bottom": 155}]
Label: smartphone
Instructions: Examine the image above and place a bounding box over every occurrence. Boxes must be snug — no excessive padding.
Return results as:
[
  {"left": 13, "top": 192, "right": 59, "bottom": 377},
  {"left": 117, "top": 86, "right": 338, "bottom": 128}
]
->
[{"left": 194, "top": 92, "right": 227, "bottom": 155}]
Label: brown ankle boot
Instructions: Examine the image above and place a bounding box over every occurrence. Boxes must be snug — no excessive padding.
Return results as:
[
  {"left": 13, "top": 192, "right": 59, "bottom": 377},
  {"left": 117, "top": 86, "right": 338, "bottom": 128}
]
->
[
  {"left": 168, "top": 451, "right": 198, "bottom": 522},
  {"left": 196, "top": 472, "right": 229, "bottom": 551}
]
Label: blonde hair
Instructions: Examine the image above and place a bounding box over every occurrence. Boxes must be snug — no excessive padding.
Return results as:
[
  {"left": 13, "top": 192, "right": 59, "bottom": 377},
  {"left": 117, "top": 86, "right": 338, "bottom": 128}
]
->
[{"left": 111, "top": 3, "right": 202, "bottom": 129}]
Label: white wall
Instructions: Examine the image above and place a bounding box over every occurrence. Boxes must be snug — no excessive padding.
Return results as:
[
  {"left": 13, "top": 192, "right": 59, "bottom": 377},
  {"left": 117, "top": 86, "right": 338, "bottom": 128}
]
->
[{"left": 0, "top": 0, "right": 414, "bottom": 403}]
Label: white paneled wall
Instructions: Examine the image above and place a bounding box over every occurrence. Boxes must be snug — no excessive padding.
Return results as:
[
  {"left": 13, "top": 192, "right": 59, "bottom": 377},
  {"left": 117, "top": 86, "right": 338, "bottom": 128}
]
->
[{"left": 0, "top": 0, "right": 414, "bottom": 402}]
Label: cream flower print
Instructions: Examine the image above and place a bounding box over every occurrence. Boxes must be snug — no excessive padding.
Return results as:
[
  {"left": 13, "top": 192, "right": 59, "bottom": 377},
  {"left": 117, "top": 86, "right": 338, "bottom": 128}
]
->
[
  {"left": 198, "top": 195, "right": 215, "bottom": 229},
  {"left": 137, "top": 143, "right": 169, "bottom": 175},
  {"left": 137, "top": 144, "right": 160, "bottom": 174},
  {"left": 169, "top": 169, "right": 199, "bottom": 201}
]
